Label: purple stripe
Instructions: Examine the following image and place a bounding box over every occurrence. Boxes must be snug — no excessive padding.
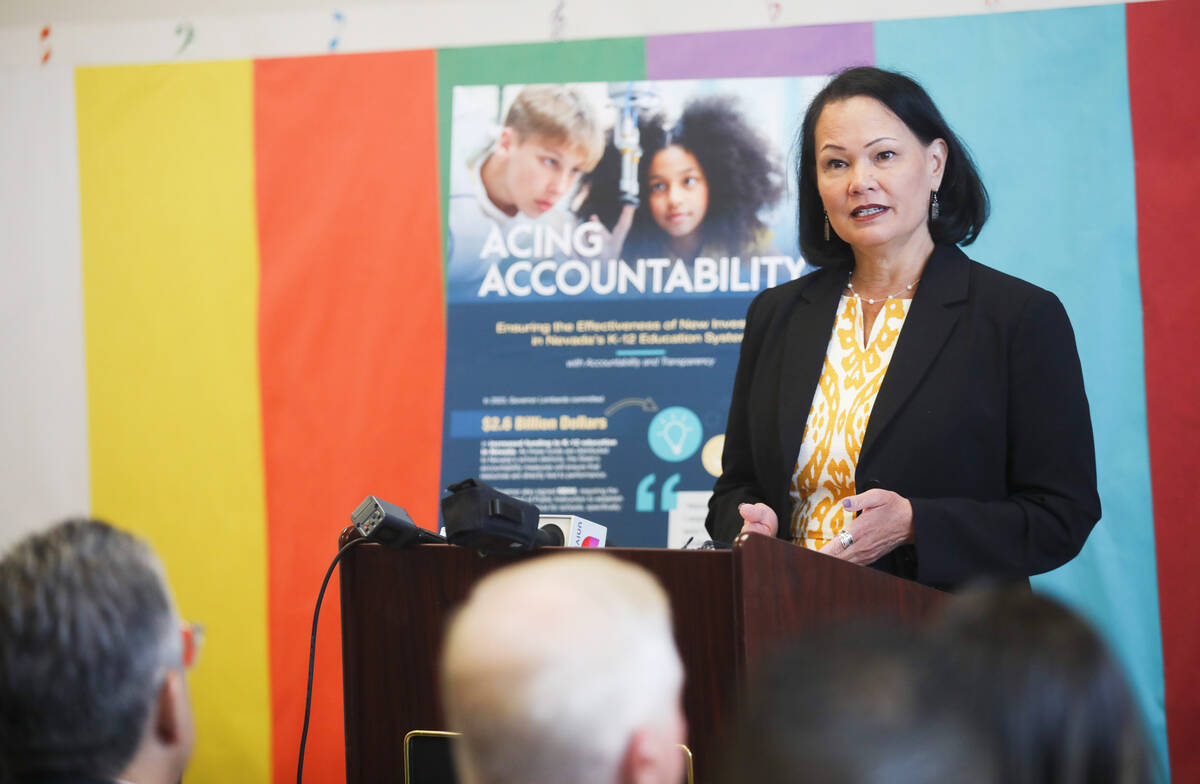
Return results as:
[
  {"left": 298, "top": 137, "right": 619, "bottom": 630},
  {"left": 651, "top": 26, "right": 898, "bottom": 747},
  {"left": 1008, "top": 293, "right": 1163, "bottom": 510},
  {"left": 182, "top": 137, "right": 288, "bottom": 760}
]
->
[{"left": 646, "top": 23, "right": 874, "bottom": 79}]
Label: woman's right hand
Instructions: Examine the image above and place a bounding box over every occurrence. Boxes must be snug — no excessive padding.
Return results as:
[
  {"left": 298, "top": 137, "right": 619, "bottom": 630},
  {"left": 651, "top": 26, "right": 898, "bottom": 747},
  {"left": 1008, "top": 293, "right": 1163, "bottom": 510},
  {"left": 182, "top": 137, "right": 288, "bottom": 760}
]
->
[{"left": 738, "top": 502, "right": 779, "bottom": 538}]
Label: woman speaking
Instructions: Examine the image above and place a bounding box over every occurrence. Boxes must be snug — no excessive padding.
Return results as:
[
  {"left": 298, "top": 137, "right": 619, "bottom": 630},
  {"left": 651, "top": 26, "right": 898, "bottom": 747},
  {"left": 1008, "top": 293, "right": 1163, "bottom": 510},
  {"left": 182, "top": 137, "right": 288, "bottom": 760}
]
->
[{"left": 705, "top": 67, "right": 1100, "bottom": 589}]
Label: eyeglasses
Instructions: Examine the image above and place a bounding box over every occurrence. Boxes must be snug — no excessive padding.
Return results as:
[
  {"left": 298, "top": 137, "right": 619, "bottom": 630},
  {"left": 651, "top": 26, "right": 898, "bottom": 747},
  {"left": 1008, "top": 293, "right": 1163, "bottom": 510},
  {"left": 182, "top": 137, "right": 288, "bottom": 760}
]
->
[{"left": 181, "top": 622, "right": 205, "bottom": 670}]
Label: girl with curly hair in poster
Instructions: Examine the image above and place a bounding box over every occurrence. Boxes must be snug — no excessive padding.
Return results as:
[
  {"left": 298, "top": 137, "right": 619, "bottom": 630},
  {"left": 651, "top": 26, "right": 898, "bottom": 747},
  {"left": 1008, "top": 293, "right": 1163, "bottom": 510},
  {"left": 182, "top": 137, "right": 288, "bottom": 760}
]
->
[{"left": 579, "top": 94, "right": 785, "bottom": 263}]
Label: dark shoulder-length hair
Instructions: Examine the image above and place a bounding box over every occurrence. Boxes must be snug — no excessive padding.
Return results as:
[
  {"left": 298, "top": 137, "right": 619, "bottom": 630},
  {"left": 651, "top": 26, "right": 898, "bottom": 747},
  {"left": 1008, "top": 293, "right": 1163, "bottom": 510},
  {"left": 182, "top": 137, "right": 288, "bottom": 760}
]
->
[
  {"left": 929, "top": 587, "right": 1152, "bottom": 784},
  {"left": 796, "top": 66, "right": 989, "bottom": 268}
]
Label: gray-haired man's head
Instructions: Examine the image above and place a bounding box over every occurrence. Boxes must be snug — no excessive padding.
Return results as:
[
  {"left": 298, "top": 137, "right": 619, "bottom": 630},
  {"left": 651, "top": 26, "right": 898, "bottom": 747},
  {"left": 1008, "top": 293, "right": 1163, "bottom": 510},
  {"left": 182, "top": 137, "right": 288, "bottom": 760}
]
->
[
  {"left": 0, "top": 518, "right": 195, "bottom": 783},
  {"left": 440, "top": 554, "right": 686, "bottom": 784}
]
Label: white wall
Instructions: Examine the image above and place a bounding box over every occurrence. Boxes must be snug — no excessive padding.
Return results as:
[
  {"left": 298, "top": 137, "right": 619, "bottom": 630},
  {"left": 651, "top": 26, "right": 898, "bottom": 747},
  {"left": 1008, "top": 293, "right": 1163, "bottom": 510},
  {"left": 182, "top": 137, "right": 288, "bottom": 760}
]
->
[
  {"left": 0, "top": 0, "right": 1135, "bottom": 66},
  {"left": 0, "top": 65, "right": 90, "bottom": 554}
]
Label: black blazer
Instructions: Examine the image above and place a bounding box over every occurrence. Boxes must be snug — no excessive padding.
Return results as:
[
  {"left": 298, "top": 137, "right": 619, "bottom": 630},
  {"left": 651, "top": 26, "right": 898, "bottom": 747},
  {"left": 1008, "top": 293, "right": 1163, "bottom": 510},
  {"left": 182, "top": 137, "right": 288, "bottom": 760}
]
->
[{"left": 705, "top": 244, "right": 1101, "bottom": 590}]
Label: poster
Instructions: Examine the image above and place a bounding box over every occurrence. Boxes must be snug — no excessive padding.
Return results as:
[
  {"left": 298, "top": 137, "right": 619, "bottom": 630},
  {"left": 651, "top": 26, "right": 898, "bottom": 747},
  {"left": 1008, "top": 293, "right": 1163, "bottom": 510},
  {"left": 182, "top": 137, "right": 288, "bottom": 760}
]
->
[{"left": 441, "top": 76, "right": 823, "bottom": 546}]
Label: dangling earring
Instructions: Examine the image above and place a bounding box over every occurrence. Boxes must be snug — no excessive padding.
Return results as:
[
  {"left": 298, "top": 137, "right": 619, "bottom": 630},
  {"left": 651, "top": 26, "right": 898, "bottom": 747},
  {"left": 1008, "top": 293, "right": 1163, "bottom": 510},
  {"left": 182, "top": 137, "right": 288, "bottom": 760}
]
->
[
  {"left": 823, "top": 210, "right": 830, "bottom": 241},
  {"left": 930, "top": 190, "right": 940, "bottom": 221}
]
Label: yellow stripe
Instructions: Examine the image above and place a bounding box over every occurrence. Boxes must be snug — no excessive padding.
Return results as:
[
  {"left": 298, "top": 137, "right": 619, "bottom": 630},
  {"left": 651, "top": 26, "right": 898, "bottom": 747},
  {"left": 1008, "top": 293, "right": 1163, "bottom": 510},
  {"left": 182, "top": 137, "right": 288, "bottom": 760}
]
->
[{"left": 76, "top": 61, "right": 271, "bottom": 782}]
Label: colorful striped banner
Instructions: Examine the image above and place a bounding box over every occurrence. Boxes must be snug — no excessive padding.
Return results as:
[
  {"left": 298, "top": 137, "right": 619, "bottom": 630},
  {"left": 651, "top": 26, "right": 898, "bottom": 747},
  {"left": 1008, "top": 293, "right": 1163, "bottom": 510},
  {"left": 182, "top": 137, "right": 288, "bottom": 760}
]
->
[{"left": 22, "top": 3, "right": 1194, "bottom": 780}]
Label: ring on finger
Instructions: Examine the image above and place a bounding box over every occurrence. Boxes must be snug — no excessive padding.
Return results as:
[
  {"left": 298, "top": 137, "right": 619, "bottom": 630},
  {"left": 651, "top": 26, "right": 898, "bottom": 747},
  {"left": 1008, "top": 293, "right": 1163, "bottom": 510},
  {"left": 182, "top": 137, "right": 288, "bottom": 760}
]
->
[{"left": 837, "top": 530, "right": 854, "bottom": 550}]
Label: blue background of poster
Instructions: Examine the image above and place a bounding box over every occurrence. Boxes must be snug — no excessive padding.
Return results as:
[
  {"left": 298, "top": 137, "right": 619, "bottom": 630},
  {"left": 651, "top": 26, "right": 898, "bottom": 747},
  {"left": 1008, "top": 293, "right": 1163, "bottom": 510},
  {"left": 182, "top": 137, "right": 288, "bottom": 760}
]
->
[{"left": 442, "top": 298, "right": 753, "bottom": 546}]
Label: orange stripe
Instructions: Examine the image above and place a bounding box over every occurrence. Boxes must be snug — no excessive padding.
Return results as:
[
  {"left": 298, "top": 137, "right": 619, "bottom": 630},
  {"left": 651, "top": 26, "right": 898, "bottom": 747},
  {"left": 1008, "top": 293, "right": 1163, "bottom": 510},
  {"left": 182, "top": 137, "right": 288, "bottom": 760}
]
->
[{"left": 254, "top": 51, "right": 445, "bottom": 783}]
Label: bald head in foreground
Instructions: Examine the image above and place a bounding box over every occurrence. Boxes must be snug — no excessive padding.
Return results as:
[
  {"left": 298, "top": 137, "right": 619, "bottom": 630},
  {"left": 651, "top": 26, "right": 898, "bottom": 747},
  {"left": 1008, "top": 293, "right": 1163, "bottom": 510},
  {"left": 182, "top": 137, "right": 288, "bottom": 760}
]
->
[{"left": 440, "top": 554, "right": 686, "bottom": 784}]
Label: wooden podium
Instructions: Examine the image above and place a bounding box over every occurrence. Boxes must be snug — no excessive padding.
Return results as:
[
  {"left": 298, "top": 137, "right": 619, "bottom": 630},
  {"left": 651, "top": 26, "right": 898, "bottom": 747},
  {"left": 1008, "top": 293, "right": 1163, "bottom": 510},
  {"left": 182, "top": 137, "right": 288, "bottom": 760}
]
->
[{"left": 339, "top": 531, "right": 946, "bottom": 784}]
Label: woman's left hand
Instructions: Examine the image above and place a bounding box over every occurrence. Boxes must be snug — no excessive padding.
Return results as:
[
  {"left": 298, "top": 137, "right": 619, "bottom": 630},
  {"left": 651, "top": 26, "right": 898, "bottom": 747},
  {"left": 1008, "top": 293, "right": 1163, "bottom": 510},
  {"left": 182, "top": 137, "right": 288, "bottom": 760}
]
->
[{"left": 819, "top": 488, "right": 914, "bottom": 566}]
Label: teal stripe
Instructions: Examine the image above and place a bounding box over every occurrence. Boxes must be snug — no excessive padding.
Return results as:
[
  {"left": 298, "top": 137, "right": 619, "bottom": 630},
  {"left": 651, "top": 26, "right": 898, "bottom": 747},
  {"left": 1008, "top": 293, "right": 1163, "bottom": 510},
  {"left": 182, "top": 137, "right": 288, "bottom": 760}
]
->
[{"left": 876, "top": 7, "right": 1165, "bottom": 780}]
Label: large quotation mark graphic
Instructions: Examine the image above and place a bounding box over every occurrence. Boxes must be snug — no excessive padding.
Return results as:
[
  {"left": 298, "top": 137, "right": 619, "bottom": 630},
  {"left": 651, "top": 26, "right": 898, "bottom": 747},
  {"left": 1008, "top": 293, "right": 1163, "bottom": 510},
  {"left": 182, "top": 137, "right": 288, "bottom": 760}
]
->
[
  {"left": 329, "top": 11, "right": 346, "bottom": 51},
  {"left": 637, "top": 475, "right": 656, "bottom": 511},
  {"left": 39, "top": 25, "right": 51, "bottom": 65},
  {"left": 174, "top": 22, "right": 195, "bottom": 56},
  {"left": 636, "top": 474, "right": 682, "bottom": 512}
]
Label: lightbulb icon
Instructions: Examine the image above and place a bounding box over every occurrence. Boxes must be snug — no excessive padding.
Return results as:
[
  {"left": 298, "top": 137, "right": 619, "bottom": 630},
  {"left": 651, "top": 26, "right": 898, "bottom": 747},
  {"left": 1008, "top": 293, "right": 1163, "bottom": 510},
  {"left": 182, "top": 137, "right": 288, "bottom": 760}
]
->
[
  {"left": 657, "top": 411, "right": 692, "bottom": 456},
  {"left": 648, "top": 406, "right": 702, "bottom": 462}
]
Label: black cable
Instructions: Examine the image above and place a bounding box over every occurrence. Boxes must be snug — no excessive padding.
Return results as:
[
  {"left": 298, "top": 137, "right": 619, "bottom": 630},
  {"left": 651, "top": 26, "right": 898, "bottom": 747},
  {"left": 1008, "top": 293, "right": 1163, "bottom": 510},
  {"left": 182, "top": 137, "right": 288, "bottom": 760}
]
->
[{"left": 297, "top": 537, "right": 365, "bottom": 784}]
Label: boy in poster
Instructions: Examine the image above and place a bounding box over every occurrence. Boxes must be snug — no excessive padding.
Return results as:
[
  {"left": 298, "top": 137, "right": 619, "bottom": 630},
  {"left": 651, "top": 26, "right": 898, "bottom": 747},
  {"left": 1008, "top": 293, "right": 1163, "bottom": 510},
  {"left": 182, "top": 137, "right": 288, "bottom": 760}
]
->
[{"left": 446, "top": 84, "right": 607, "bottom": 290}]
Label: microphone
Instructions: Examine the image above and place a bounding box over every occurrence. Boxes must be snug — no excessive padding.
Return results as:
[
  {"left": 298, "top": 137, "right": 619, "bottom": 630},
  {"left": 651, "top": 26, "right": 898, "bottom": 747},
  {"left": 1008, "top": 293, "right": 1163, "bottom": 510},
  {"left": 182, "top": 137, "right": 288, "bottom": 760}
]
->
[
  {"left": 536, "top": 514, "right": 607, "bottom": 548},
  {"left": 351, "top": 496, "right": 445, "bottom": 548},
  {"left": 534, "top": 523, "right": 564, "bottom": 547}
]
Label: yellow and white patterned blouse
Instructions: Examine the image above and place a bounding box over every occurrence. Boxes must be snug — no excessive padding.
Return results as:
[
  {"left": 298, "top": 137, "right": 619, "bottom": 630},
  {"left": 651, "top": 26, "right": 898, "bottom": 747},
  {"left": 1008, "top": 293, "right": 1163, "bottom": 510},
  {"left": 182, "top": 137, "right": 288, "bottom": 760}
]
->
[{"left": 790, "top": 294, "right": 911, "bottom": 549}]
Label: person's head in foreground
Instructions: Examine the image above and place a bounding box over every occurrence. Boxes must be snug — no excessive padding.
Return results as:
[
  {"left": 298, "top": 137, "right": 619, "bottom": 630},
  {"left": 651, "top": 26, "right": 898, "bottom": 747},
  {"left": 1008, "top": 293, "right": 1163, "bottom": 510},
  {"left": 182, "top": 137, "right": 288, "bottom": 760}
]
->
[
  {"left": 483, "top": 84, "right": 606, "bottom": 218},
  {"left": 930, "top": 587, "right": 1151, "bottom": 784},
  {"left": 440, "top": 553, "right": 686, "bottom": 784},
  {"left": 722, "top": 622, "right": 998, "bottom": 784},
  {"left": 0, "top": 519, "right": 196, "bottom": 784}
]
